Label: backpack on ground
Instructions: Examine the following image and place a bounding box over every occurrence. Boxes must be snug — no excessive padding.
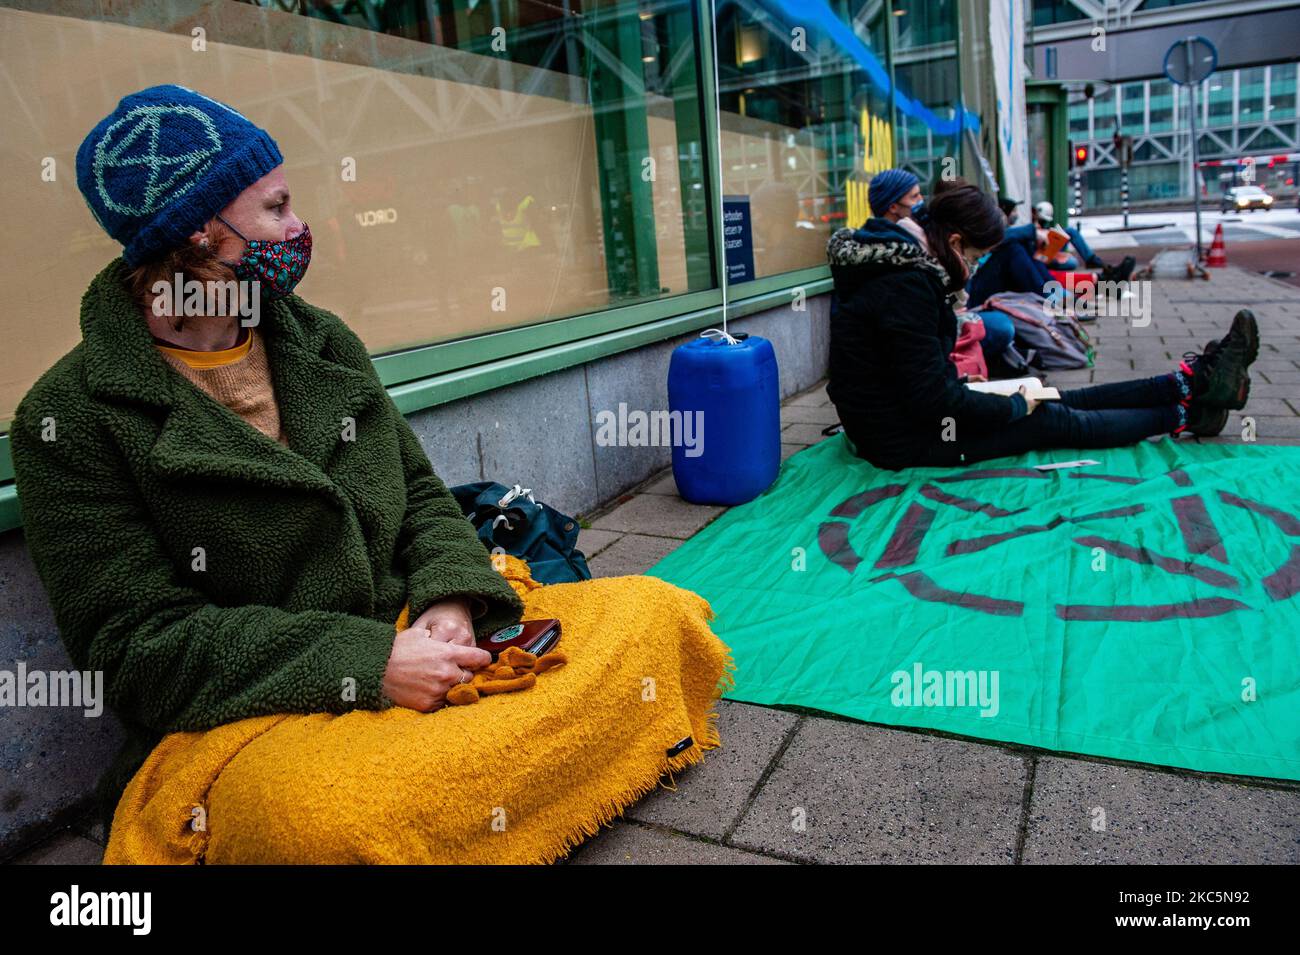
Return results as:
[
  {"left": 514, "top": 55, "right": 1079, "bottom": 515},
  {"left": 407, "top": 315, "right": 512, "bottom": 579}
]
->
[
  {"left": 450, "top": 482, "right": 592, "bottom": 585},
  {"left": 983, "top": 291, "right": 1094, "bottom": 370}
]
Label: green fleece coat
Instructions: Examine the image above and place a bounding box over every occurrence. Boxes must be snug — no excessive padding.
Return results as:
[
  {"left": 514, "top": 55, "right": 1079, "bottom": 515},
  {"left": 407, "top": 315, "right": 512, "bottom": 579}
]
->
[{"left": 10, "top": 259, "right": 525, "bottom": 823}]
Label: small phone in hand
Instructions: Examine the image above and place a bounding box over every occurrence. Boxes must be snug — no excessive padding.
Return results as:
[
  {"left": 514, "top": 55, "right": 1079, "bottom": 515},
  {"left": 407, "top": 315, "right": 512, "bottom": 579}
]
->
[{"left": 477, "top": 619, "right": 561, "bottom": 660}]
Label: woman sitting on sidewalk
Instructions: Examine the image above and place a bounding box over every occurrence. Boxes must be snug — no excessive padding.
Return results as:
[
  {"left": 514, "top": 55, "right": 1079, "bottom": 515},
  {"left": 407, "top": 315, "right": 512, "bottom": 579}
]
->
[
  {"left": 11, "top": 86, "right": 728, "bottom": 862},
  {"left": 825, "top": 179, "right": 1259, "bottom": 471}
]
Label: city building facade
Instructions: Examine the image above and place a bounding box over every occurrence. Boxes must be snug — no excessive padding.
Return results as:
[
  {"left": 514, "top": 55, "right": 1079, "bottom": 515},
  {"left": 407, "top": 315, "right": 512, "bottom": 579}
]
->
[{"left": 1030, "top": 0, "right": 1300, "bottom": 209}]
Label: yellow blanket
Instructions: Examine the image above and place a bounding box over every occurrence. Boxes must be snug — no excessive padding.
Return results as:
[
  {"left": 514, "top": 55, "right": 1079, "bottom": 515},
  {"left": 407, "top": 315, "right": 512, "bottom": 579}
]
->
[{"left": 103, "top": 556, "right": 731, "bottom": 864}]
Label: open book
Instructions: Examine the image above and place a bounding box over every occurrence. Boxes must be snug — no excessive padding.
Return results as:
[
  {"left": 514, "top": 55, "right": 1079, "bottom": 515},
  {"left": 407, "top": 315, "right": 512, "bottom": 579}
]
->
[
  {"left": 965, "top": 376, "right": 1060, "bottom": 401},
  {"left": 1041, "top": 225, "right": 1071, "bottom": 260}
]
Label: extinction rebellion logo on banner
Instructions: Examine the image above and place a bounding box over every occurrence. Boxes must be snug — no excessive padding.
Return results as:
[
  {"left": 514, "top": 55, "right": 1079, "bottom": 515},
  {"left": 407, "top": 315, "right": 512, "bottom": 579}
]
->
[{"left": 816, "top": 467, "right": 1300, "bottom": 621}]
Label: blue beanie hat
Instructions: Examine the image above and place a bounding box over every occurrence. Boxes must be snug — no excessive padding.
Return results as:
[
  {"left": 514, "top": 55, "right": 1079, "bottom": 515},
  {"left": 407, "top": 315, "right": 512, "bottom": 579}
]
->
[
  {"left": 867, "top": 168, "right": 920, "bottom": 218},
  {"left": 76, "top": 85, "right": 283, "bottom": 266}
]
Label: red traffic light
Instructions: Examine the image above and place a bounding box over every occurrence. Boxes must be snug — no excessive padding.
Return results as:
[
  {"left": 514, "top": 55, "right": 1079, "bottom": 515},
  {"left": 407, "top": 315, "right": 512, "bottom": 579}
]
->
[{"left": 1074, "top": 145, "right": 1089, "bottom": 165}]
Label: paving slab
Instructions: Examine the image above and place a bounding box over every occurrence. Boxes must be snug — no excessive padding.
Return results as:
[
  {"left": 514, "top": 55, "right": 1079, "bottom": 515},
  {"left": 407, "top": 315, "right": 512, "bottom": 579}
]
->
[
  {"left": 780, "top": 404, "right": 841, "bottom": 426},
  {"left": 1022, "top": 758, "right": 1300, "bottom": 864},
  {"left": 72, "top": 810, "right": 107, "bottom": 848},
  {"left": 785, "top": 387, "right": 828, "bottom": 408},
  {"left": 10, "top": 830, "right": 102, "bottom": 865},
  {"left": 626, "top": 701, "right": 800, "bottom": 840},
  {"left": 1243, "top": 416, "right": 1300, "bottom": 439},
  {"left": 1243, "top": 383, "right": 1298, "bottom": 401},
  {"left": 586, "top": 533, "right": 685, "bottom": 578},
  {"left": 1125, "top": 345, "right": 1176, "bottom": 360},
  {"left": 1238, "top": 397, "right": 1294, "bottom": 417},
  {"left": 590, "top": 494, "right": 724, "bottom": 539},
  {"left": 780, "top": 423, "right": 833, "bottom": 445},
  {"left": 1249, "top": 358, "right": 1300, "bottom": 372},
  {"left": 729, "top": 718, "right": 1026, "bottom": 864},
  {"left": 576, "top": 527, "right": 623, "bottom": 559},
  {"left": 641, "top": 471, "right": 678, "bottom": 495},
  {"left": 570, "top": 822, "right": 790, "bottom": 865}
]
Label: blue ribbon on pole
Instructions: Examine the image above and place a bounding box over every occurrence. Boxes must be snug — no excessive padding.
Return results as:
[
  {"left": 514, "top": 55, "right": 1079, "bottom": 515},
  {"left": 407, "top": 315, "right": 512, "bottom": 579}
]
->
[{"left": 764, "top": 0, "right": 982, "bottom": 137}]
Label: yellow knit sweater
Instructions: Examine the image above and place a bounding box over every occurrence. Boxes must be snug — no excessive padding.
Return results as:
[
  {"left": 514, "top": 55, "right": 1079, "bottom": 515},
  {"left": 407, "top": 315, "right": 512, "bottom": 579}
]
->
[{"left": 156, "top": 327, "right": 287, "bottom": 445}]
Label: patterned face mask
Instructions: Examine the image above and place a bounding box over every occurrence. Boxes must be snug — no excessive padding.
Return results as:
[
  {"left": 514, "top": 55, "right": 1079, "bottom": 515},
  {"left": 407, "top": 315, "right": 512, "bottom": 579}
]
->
[
  {"left": 955, "top": 241, "right": 985, "bottom": 280},
  {"left": 216, "top": 214, "right": 312, "bottom": 300}
]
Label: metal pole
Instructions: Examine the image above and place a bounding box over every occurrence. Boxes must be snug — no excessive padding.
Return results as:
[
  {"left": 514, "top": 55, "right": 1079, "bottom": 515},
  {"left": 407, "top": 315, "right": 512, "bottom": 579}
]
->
[
  {"left": 709, "top": 0, "right": 729, "bottom": 334},
  {"left": 1185, "top": 38, "right": 1204, "bottom": 262},
  {"left": 1122, "top": 162, "right": 1129, "bottom": 229}
]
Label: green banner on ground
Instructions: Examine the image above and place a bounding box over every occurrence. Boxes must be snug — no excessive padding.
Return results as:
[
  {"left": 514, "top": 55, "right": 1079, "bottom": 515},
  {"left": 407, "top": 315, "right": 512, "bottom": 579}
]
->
[{"left": 648, "top": 436, "right": 1300, "bottom": 780}]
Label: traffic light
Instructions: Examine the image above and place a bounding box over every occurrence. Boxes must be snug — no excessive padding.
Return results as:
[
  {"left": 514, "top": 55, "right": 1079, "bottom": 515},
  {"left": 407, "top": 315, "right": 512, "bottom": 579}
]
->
[{"left": 1073, "top": 144, "right": 1089, "bottom": 167}]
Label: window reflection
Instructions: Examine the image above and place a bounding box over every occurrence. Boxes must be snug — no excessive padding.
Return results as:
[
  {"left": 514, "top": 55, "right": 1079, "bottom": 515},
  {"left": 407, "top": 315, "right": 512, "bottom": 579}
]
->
[
  {"left": 714, "top": 0, "right": 975, "bottom": 282},
  {"left": 0, "top": 0, "right": 714, "bottom": 424}
]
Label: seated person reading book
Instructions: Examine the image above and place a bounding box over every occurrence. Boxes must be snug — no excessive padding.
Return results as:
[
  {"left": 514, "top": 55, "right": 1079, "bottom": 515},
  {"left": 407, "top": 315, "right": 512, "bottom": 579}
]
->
[{"left": 825, "top": 179, "right": 1259, "bottom": 470}]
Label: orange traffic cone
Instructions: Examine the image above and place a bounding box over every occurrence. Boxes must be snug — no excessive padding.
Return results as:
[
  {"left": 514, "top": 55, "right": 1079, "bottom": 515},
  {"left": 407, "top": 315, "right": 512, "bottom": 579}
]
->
[{"left": 1206, "top": 223, "right": 1227, "bottom": 267}]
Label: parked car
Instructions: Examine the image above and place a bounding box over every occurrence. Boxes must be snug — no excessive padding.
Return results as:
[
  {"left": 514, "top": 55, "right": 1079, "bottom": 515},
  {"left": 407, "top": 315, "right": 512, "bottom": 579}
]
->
[{"left": 1220, "top": 185, "right": 1274, "bottom": 213}]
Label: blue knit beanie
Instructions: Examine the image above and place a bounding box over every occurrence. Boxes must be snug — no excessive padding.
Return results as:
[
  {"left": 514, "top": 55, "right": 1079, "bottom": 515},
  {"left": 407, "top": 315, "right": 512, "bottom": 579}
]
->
[
  {"left": 867, "top": 168, "right": 920, "bottom": 218},
  {"left": 76, "top": 85, "right": 283, "bottom": 266}
]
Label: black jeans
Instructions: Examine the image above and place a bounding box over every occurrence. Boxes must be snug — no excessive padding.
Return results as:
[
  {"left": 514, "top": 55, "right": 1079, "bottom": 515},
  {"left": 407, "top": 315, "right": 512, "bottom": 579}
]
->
[{"left": 914, "top": 374, "right": 1181, "bottom": 467}]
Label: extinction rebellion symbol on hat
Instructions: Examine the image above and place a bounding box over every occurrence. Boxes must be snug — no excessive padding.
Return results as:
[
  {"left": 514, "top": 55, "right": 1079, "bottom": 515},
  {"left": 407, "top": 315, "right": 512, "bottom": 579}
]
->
[{"left": 92, "top": 104, "right": 223, "bottom": 217}]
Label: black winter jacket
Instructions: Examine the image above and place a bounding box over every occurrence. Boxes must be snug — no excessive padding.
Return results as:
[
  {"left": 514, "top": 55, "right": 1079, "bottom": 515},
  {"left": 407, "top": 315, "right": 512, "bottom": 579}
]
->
[{"left": 825, "top": 219, "right": 1020, "bottom": 469}]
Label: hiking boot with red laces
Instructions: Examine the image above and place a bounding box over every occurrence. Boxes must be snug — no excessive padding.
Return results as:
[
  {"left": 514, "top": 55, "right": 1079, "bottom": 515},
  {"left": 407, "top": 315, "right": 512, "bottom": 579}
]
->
[
  {"left": 1181, "top": 402, "right": 1229, "bottom": 437},
  {"left": 1181, "top": 309, "right": 1258, "bottom": 410}
]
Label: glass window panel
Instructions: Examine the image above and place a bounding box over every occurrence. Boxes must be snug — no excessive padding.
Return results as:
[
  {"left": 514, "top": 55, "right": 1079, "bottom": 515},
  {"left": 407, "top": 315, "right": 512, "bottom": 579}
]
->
[
  {"left": 713, "top": 0, "right": 894, "bottom": 282},
  {"left": 1270, "top": 63, "right": 1296, "bottom": 119},
  {"left": 892, "top": 0, "right": 957, "bottom": 49},
  {"left": 1239, "top": 66, "right": 1265, "bottom": 123},
  {"left": 0, "top": 0, "right": 713, "bottom": 422},
  {"left": 888, "top": 0, "right": 962, "bottom": 193},
  {"left": 1068, "top": 100, "right": 1089, "bottom": 136},
  {"left": 1120, "top": 81, "right": 1145, "bottom": 135},
  {"left": 893, "top": 56, "right": 961, "bottom": 187},
  {"left": 1207, "top": 74, "right": 1233, "bottom": 125},
  {"left": 1148, "top": 79, "right": 1173, "bottom": 132},
  {"left": 1197, "top": 132, "right": 1231, "bottom": 158},
  {"left": 1085, "top": 162, "right": 1188, "bottom": 208},
  {"left": 1032, "top": 0, "right": 1088, "bottom": 27}
]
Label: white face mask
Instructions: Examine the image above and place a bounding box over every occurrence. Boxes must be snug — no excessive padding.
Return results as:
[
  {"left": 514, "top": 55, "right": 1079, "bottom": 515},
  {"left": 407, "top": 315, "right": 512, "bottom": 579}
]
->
[{"left": 950, "top": 237, "right": 982, "bottom": 278}]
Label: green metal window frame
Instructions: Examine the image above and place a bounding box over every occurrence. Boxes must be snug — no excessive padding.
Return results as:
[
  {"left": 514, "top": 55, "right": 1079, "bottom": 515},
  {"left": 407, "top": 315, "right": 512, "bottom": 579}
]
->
[
  {"left": 0, "top": 0, "right": 837, "bottom": 533},
  {"left": 1026, "top": 80, "right": 1070, "bottom": 226}
]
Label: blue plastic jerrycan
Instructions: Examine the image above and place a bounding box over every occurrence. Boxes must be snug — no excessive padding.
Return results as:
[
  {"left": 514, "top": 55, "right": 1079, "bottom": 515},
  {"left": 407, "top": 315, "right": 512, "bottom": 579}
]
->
[{"left": 667, "top": 329, "right": 781, "bottom": 505}]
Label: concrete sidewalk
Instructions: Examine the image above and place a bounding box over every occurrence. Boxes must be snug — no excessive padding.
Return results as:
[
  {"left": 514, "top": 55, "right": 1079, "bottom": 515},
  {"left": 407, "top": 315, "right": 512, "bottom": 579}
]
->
[{"left": 12, "top": 266, "right": 1299, "bottom": 865}]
